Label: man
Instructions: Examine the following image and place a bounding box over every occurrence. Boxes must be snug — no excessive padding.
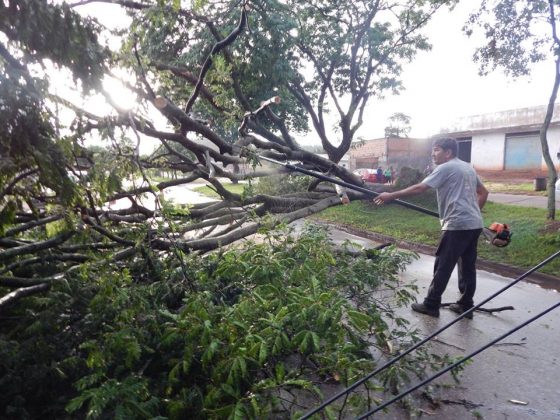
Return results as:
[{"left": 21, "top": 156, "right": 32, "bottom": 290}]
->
[{"left": 374, "top": 138, "right": 489, "bottom": 318}]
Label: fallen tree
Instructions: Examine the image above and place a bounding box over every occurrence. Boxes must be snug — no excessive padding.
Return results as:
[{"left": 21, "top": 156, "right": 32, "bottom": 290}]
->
[
  {"left": 0, "top": 1, "right": 460, "bottom": 417},
  {"left": 1, "top": 0, "right": 457, "bottom": 305}
]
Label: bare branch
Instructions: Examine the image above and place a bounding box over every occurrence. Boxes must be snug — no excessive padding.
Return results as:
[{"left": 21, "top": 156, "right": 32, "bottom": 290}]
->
[
  {"left": 0, "top": 283, "right": 50, "bottom": 311},
  {"left": 0, "top": 253, "right": 90, "bottom": 275},
  {"left": 2, "top": 214, "right": 64, "bottom": 238},
  {"left": 154, "top": 63, "right": 225, "bottom": 111},
  {"left": 0, "top": 275, "right": 59, "bottom": 288},
  {"left": 83, "top": 217, "right": 135, "bottom": 246},
  {"left": 0, "top": 169, "right": 39, "bottom": 202},
  {"left": 184, "top": 3, "right": 248, "bottom": 114},
  {"left": 108, "top": 175, "right": 201, "bottom": 201},
  {"left": 153, "top": 195, "right": 341, "bottom": 253},
  {"left": 0, "top": 231, "right": 75, "bottom": 263}
]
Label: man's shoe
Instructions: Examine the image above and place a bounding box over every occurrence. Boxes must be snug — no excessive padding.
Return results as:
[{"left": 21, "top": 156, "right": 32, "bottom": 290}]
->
[
  {"left": 411, "top": 302, "right": 439, "bottom": 317},
  {"left": 448, "top": 303, "right": 474, "bottom": 319}
]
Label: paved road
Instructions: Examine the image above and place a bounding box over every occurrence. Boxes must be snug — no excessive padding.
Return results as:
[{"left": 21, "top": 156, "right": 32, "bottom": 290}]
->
[
  {"left": 305, "top": 224, "right": 560, "bottom": 419},
  {"left": 108, "top": 181, "right": 217, "bottom": 210},
  {"left": 489, "top": 192, "right": 560, "bottom": 209}
]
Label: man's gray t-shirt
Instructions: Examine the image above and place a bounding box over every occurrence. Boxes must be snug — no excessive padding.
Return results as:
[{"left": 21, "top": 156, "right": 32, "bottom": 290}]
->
[{"left": 422, "top": 158, "right": 483, "bottom": 231}]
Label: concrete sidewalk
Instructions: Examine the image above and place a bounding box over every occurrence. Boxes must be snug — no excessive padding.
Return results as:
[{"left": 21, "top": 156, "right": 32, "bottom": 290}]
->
[{"left": 489, "top": 192, "right": 560, "bottom": 209}]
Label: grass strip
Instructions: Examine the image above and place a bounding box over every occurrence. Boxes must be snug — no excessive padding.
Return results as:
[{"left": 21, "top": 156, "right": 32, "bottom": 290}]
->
[
  {"left": 316, "top": 199, "right": 560, "bottom": 277},
  {"left": 193, "top": 183, "right": 246, "bottom": 197}
]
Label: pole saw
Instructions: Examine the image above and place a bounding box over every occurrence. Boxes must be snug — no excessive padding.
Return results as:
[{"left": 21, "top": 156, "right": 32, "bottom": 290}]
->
[{"left": 258, "top": 154, "right": 512, "bottom": 247}]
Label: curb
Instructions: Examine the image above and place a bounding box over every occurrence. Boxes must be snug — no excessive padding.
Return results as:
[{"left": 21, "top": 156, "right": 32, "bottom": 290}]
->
[{"left": 316, "top": 220, "right": 560, "bottom": 291}]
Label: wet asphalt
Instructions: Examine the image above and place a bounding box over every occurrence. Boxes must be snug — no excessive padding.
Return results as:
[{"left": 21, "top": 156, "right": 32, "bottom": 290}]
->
[{"left": 306, "top": 223, "right": 560, "bottom": 420}]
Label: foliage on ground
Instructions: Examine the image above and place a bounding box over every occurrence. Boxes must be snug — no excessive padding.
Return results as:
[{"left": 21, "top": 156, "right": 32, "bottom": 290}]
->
[
  {"left": 394, "top": 167, "right": 427, "bottom": 190},
  {"left": 317, "top": 198, "right": 560, "bottom": 276},
  {"left": 0, "top": 224, "right": 456, "bottom": 419}
]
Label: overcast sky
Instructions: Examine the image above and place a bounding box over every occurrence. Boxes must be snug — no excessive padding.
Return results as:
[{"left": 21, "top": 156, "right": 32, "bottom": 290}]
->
[{"left": 353, "top": 1, "right": 556, "bottom": 142}]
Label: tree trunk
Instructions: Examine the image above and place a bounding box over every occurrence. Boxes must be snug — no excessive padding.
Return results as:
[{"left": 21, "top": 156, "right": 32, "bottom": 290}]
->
[
  {"left": 539, "top": 102, "right": 558, "bottom": 220},
  {"left": 540, "top": 2, "right": 560, "bottom": 220}
]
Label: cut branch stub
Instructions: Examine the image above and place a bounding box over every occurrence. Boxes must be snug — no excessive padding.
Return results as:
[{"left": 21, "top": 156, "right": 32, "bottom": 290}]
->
[{"left": 153, "top": 96, "right": 168, "bottom": 110}]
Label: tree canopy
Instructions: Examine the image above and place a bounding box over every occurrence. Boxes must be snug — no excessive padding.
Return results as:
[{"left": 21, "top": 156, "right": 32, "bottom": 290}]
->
[
  {"left": 1, "top": 0, "right": 459, "bottom": 294},
  {"left": 384, "top": 112, "right": 412, "bottom": 137}
]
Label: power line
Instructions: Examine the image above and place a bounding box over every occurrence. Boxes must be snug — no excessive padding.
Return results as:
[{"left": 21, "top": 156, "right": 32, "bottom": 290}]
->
[
  {"left": 357, "top": 300, "right": 560, "bottom": 419},
  {"left": 300, "top": 248, "right": 560, "bottom": 419}
]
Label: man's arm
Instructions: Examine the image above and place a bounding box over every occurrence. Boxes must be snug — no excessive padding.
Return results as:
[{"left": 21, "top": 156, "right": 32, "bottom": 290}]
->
[
  {"left": 477, "top": 182, "right": 489, "bottom": 210},
  {"left": 374, "top": 182, "right": 431, "bottom": 205}
]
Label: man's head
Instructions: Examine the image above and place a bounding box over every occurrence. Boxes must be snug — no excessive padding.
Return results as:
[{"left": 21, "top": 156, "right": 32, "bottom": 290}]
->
[{"left": 431, "top": 137, "right": 457, "bottom": 165}]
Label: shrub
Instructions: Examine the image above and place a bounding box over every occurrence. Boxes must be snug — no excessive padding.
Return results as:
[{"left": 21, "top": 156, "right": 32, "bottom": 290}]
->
[
  {"left": 394, "top": 166, "right": 438, "bottom": 209},
  {"left": 0, "top": 224, "right": 451, "bottom": 419},
  {"left": 394, "top": 166, "right": 424, "bottom": 189},
  {"left": 253, "top": 174, "right": 313, "bottom": 195}
]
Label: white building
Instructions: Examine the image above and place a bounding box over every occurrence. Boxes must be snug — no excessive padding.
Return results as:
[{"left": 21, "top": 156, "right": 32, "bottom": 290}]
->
[{"left": 439, "top": 104, "right": 560, "bottom": 172}]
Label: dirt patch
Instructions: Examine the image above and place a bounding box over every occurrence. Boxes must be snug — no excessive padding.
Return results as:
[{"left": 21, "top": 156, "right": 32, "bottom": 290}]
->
[{"left": 540, "top": 220, "right": 560, "bottom": 234}]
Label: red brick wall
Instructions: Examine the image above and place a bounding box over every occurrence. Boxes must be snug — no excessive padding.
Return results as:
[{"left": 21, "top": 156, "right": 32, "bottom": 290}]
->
[
  {"left": 350, "top": 139, "right": 387, "bottom": 160},
  {"left": 349, "top": 137, "right": 432, "bottom": 171}
]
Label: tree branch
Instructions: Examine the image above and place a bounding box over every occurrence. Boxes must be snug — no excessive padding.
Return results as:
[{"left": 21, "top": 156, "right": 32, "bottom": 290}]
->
[
  {"left": 0, "top": 231, "right": 75, "bottom": 263},
  {"left": 0, "top": 253, "right": 90, "bottom": 275},
  {"left": 0, "top": 275, "right": 60, "bottom": 288},
  {"left": 184, "top": 3, "right": 248, "bottom": 114},
  {"left": 0, "top": 169, "right": 39, "bottom": 202},
  {"left": 0, "top": 283, "right": 50, "bottom": 311}
]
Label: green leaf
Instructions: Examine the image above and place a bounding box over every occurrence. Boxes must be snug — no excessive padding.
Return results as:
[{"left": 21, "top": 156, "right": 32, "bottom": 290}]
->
[
  {"left": 275, "top": 363, "right": 286, "bottom": 381},
  {"left": 311, "top": 332, "right": 321, "bottom": 352},
  {"left": 347, "top": 310, "right": 373, "bottom": 332},
  {"left": 202, "top": 340, "right": 219, "bottom": 368},
  {"left": 0, "top": 201, "right": 16, "bottom": 235},
  {"left": 232, "top": 401, "right": 246, "bottom": 420},
  {"left": 258, "top": 342, "right": 268, "bottom": 365},
  {"left": 45, "top": 218, "right": 67, "bottom": 238},
  {"left": 66, "top": 394, "right": 88, "bottom": 414}
]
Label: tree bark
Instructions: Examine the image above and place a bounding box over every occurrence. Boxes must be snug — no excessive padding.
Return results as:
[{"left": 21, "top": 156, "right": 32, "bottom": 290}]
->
[
  {"left": 541, "top": 0, "right": 560, "bottom": 220},
  {"left": 0, "top": 283, "right": 50, "bottom": 311}
]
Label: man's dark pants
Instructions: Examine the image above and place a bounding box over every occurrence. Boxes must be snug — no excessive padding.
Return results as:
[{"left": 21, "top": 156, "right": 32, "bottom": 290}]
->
[{"left": 423, "top": 229, "right": 482, "bottom": 309}]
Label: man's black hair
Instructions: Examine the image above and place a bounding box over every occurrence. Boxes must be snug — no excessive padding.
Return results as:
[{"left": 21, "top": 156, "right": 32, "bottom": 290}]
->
[{"left": 433, "top": 137, "right": 458, "bottom": 157}]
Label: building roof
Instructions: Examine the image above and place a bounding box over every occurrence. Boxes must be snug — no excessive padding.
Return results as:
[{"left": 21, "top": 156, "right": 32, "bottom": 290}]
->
[{"left": 440, "top": 103, "right": 560, "bottom": 137}]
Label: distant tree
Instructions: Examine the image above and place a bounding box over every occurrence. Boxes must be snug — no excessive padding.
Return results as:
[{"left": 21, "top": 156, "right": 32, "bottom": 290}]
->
[
  {"left": 465, "top": 0, "right": 559, "bottom": 220},
  {"left": 384, "top": 112, "right": 412, "bottom": 137}
]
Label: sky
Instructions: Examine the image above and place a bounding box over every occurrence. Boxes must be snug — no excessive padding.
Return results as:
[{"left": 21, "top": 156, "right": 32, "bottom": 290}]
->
[
  {"left": 354, "top": 1, "right": 556, "bottom": 142},
  {"left": 72, "top": 1, "right": 557, "bottom": 149}
]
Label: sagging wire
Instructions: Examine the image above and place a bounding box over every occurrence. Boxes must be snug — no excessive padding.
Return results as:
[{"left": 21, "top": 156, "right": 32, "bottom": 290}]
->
[
  {"left": 300, "top": 248, "right": 560, "bottom": 419},
  {"left": 357, "top": 299, "right": 560, "bottom": 419}
]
